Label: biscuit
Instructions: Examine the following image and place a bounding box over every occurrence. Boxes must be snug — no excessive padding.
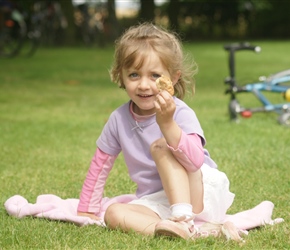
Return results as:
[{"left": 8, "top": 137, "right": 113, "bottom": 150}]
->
[{"left": 156, "top": 75, "right": 174, "bottom": 95}]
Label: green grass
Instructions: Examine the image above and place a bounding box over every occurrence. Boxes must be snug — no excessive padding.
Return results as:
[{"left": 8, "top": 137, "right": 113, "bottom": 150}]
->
[{"left": 0, "top": 41, "right": 289, "bottom": 249}]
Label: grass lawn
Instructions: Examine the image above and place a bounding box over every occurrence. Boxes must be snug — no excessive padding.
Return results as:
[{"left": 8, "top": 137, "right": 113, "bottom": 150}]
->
[{"left": 0, "top": 41, "right": 289, "bottom": 249}]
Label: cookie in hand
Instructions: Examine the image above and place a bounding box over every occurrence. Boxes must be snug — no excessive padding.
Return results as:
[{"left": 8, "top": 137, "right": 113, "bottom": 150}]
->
[{"left": 156, "top": 75, "right": 174, "bottom": 96}]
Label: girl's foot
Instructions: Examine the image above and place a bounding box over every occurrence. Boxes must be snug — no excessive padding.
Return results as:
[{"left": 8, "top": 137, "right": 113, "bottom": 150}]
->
[
  {"left": 155, "top": 218, "right": 246, "bottom": 242},
  {"left": 154, "top": 216, "right": 197, "bottom": 240}
]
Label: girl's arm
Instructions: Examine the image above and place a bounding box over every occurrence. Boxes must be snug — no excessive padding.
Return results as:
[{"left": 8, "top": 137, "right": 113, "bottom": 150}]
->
[
  {"left": 77, "top": 148, "right": 117, "bottom": 217},
  {"left": 167, "top": 131, "right": 204, "bottom": 172},
  {"left": 154, "top": 91, "right": 204, "bottom": 172}
]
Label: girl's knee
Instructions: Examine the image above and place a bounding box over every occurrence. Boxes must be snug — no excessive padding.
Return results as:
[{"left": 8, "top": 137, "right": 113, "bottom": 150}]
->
[{"left": 104, "top": 203, "right": 123, "bottom": 229}]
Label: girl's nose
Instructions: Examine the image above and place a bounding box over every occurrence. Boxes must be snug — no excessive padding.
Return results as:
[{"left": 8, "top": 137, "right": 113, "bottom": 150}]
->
[{"left": 138, "top": 77, "right": 150, "bottom": 89}]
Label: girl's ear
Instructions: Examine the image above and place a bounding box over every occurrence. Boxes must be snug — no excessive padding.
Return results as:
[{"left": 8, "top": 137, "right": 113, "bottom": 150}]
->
[{"left": 172, "top": 70, "right": 181, "bottom": 86}]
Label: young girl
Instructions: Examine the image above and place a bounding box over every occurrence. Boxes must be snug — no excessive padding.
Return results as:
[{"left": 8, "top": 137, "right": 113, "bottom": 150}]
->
[{"left": 77, "top": 22, "right": 235, "bottom": 240}]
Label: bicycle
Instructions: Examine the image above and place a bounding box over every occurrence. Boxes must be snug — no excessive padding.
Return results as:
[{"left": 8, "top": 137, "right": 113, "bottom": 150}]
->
[
  {"left": 18, "top": 5, "right": 42, "bottom": 57},
  {"left": 0, "top": 0, "right": 42, "bottom": 58},
  {"left": 223, "top": 42, "right": 290, "bottom": 126},
  {"left": 0, "top": 0, "right": 68, "bottom": 58},
  {"left": 0, "top": 1, "right": 26, "bottom": 57},
  {"left": 18, "top": 0, "right": 66, "bottom": 57}
]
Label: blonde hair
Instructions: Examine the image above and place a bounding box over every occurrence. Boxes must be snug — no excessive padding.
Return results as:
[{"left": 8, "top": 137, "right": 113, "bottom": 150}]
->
[{"left": 110, "top": 22, "right": 197, "bottom": 100}]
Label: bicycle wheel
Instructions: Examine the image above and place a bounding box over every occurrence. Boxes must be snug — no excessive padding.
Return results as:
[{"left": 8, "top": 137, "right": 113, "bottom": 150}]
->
[
  {"left": 20, "top": 28, "right": 41, "bottom": 57},
  {"left": 0, "top": 10, "right": 26, "bottom": 58},
  {"left": 278, "top": 112, "right": 290, "bottom": 127},
  {"left": 228, "top": 99, "right": 240, "bottom": 121}
]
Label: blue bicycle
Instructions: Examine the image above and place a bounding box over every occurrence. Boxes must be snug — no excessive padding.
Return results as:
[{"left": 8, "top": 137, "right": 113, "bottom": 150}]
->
[{"left": 223, "top": 42, "right": 290, "bottom": 127}]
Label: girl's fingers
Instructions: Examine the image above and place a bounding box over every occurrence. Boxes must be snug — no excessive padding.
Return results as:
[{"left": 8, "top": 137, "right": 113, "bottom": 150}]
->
[
  {"left": 156, "top": 91, "right": 172, "bottom": 106},
  {"left": 154, "top": 100, "right": 161, "bottom": 110}
]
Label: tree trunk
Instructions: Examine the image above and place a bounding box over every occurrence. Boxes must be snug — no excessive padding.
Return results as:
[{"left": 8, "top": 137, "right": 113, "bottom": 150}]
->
[
  {"left": 139, "top": 0, "right": 155, "bottom": 22},
  {"left": 106, "top": 0, "right": 120, "bottom": 42},
  {"left": 168, "top": 0, "right": 180, "bottom": 32},
  {"left": 58, "top": 0, "right": 76, "bottom": 45}
]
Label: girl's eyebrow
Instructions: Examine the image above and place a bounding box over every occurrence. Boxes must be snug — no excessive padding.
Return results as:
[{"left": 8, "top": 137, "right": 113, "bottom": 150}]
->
[
  {"left": 129, "top": 66, "right": 141, "bottom": 71},
  {"left": 126, "top": 68, "right": 137, "bottom": 72},
  {"left": 150, "top": 70, "right": 162, "bottom": 74}
]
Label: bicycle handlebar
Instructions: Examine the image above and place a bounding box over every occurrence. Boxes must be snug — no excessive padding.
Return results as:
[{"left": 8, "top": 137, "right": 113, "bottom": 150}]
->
[
  {"left": 224, "top": 42, "right": 261, "bottom": 83},
  {"left": 224, "top": 42, "right": 261, "bottom": 53}
]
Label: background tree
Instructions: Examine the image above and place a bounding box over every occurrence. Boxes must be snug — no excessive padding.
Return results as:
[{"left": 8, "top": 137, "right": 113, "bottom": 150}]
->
[
  {"left": 58, "top": 0, "right": 75, "bottom": 45},
  {"left": 167, "top": 0, "right": 180, "bottom": 32},
  {"left": 139, "top": 0, "right": 155, "bottom": 22},
  {"left": 249, "top": 0, "right": 290, "bottom": 38},
  {"left": 106, "top": 0, "right": 120, "bottom": 42},
  {"left": 12, "top": 0, "right": 290, "bottom": 46}
]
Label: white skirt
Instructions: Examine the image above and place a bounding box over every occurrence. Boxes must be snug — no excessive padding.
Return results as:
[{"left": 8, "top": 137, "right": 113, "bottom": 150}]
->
[{"left": 129, "top": 164, "right": 235, "bottom": 224}]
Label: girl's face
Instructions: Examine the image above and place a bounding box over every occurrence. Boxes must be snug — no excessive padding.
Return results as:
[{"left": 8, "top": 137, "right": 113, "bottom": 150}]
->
[{"left": 122, "top": 51, "right": 174, "bottom": 116}]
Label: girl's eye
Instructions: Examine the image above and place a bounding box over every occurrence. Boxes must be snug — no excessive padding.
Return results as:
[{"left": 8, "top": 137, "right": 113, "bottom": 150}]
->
[
  {"left": 129, "top": 73, "right": 139, "bottom": 78},
  {"left": 152, "top": 73, "right": 161, "bottom": 79}
]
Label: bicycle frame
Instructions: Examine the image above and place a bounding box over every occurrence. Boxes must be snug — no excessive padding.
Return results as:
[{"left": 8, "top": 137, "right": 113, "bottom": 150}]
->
[
  {"left": 240, "top": 78, "right": 290, "bottom": 112},
  {"left": 223, "top": 42, "right": 290, "bottom": 126}
]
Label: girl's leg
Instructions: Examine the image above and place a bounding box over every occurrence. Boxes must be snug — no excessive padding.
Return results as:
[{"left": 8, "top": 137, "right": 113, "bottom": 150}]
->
[
  {"left": 150, "top": 138, "right": 204, "bottom": 214},
  {"left": 188, "top": 170, "right": 204, "bottom": 214},
  {"left": 151, "top": 139, "right": 241, "bottom": 241},
  {"left": 151, "top": 138, "right": 204, "bottom": 239},
  {"left": 104, "top": 203, "right": 161, "bottom": 235}
]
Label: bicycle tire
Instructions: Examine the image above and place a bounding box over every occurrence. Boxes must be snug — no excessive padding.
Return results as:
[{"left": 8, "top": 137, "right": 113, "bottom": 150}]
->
[
  {"left": 266, "top": 69, "right": 290, "bottom": 82},
  {"left": 20, "top": 29, "right": 40, "bottom": 57},
  {"left": 228, "top": 99, "right": 240, "bottom": 121},
  {"left": 0, "top": 10, "right": 26, "bottom": 58},
  {"left": 278, "top": 112, "right": 290, "bottom": 127}
]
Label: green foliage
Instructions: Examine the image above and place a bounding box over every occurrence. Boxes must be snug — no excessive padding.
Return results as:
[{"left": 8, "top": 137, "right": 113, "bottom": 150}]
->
[{"left": 0, "top": 42, "right": 289, "bottom": 249}]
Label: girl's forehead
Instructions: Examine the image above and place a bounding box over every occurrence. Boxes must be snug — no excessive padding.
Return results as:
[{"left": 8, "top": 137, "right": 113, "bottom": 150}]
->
[{"left": 125, "top": 48, "right": 162, "bottom": 69}]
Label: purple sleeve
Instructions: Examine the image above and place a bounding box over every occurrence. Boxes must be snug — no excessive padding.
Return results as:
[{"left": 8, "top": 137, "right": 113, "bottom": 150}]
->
[
  {"left": 77, "top": 148, "right": 117, "bottom": 215},
  {"left": 167, "top": 131, "right": 204, "bottom": 172}
]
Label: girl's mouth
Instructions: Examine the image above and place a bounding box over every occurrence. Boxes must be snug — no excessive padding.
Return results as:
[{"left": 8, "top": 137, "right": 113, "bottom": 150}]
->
[{"left": 138, "top": 94, "right": 153, "bottom": 98}]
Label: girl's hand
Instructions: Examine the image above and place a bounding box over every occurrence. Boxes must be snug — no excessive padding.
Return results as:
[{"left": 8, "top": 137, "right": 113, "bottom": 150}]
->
[
  {"left": 154, "top": 90, "right": 181, "bottom": 148},
  {"left": 77, "top": 211, "right": 101, "bottom": 221},
  {"left": 154, "top": 90, "right": 176, "bottom": 128}
]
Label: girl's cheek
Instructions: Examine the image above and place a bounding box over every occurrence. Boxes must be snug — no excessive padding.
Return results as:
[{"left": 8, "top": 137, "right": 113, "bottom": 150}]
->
[
  {"left": 151, "top": 81, "right": 158, "bottom": 90},
  {"left": 152, "top": 85, "right": 159, "bottom": 94}
]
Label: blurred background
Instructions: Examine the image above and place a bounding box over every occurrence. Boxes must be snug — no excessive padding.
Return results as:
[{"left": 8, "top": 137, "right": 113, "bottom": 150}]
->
[{"left": 1, "top": 0, "right": 290, "bottom": 57}]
